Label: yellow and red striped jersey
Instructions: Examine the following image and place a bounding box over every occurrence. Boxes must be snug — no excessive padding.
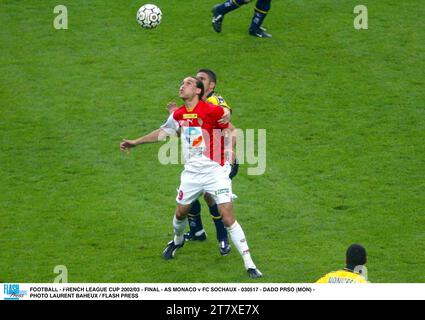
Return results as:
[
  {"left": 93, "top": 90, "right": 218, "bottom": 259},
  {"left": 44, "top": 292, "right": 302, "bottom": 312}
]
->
[
  {"left": 316, "top": 269, "right": 369, "bottom": 284},
  {"left": 206, "top": 92, "right": 231, "bottom": 112}
]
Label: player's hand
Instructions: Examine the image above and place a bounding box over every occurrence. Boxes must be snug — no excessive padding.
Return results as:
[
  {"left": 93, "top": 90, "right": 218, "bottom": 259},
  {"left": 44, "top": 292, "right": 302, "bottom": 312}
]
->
[
  {"left": 120, "top": 139, "right": 137, "bottom": 152},
  {"left": 218, "top": 108, "right": 231, "bottom": 124},
  {"left": 229, "top": 159, "right": 239, "bottom": 179},
  {"left": 167, "top": 102, "right": 178, "bottom": 114}
]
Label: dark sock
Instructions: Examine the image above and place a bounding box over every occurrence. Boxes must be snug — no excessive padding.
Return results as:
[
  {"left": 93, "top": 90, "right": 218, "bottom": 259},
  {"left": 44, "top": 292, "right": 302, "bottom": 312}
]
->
[
  {"left": 216, "top": 0, "right": 248, "bottom": 16},
  {"left": 209, "top": 204, "right": 228, "bottom": 242},
  {"left": 250, "top": 0, "right": 271, "bottom": 31},
  {"left": 188, "top": 199, "right": 204, "bottom": 235}
]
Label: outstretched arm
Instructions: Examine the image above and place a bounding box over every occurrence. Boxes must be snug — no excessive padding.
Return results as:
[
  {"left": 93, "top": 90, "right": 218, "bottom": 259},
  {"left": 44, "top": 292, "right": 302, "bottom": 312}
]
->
[{"left": 120, "top": 128, "right": 168, "bottom": 152}]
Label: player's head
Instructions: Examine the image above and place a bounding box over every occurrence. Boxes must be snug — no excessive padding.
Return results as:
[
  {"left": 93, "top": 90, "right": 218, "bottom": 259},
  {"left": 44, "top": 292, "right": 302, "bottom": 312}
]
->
[
  {"left": 179, "top": 76, "right": 204, "bottom": 101},
  {"left": 345, "top": 244, "right": 367, "bottom": 271},
  {"left": 196, "top": 69, "right": 217, "bottom": 97}
]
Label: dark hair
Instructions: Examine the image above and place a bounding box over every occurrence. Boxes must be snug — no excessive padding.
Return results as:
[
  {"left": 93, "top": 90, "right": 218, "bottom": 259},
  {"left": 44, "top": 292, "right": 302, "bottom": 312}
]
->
[
  {"left": 197, "top": 69, "right": 217, "bottom": 84},
  {"left": 190, "top": 76, "right": 204, "bottom": 99},
  {"left": 346, "top": 244, "right": 367, "bottom": 271}
]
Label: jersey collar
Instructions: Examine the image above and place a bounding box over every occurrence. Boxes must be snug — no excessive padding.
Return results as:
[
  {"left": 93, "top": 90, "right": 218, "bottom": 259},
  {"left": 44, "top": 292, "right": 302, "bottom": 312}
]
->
[
  {"left": 185, "top": 100, "right": 202, "bottom": 113},
  {"left": 206, "top": 91, "right": 215, "bottom": 99}
]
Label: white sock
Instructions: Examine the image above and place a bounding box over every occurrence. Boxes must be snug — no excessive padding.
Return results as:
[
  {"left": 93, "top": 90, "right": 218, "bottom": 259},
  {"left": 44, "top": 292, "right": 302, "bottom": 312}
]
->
[
  {"left": 227, "top": 221, "right": 256, "bottom": 270},
  {"left": 173, "top": 215, "right": 187, "bottom": 245}
]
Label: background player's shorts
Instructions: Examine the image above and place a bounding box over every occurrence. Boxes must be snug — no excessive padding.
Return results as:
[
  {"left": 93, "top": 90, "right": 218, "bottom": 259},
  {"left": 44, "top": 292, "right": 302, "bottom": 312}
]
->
[{"left": 176, "top": 162, "right": 233, "bottom": 205}]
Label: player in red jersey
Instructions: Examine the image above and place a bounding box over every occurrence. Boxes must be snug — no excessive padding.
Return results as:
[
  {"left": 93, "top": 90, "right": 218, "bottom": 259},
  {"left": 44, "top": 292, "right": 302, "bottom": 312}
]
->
[
  {"left": 120, "top": 77, "right": 262, "bottom": 278},
  {"left": 167, "top": 70, "right": 235, "bottom": 257}
]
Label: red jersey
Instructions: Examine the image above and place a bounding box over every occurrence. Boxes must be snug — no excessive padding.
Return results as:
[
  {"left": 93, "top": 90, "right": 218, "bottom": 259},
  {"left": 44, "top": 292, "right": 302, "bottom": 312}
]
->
[{"left": 161, "top": 100, "right": 229, "bottom": 166}]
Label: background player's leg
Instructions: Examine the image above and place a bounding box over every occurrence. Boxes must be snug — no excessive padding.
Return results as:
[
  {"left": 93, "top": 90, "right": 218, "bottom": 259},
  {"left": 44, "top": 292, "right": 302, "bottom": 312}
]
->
[
  {"left": 185, "top": 199, "right": 207, "bottom": 241},
  {"left": 214, "top": 0, "right": 250, "bottom": 15},
  {"left": 204, "top": 193, "right": 230, "bottom": 255},
  {"left": 212, "top": 0, "right": 251, "bottom": 33},
  {"left": 249, "top": 0, "right": 272, "bottom": 38}
]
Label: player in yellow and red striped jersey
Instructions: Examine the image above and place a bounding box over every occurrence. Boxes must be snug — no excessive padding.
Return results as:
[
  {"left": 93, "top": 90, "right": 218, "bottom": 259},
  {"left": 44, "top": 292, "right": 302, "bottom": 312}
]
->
[{"left": 316, "top": 244, "right": 369, "bottom": 283}]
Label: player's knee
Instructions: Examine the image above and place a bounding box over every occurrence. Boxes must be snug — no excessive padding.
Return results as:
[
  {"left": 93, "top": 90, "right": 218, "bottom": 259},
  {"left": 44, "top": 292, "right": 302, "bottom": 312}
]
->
[
  {"left": 175, "top": 210, "right": 184, "bottom": 220},
  {"left": 218, "top": 204, "right": 235, "bottom": 227},
  {"left": 222, "top": 215, "right": 236, "bottom": 228},
  {"left": 256, "top": 0, "right": 271, "bottom": 10},
  {"left": 175, "top": 205, "right": 190, "bottom": 219}
]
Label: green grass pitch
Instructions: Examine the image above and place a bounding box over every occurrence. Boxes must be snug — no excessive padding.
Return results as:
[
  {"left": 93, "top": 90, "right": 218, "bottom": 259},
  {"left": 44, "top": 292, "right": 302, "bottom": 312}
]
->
[{"left": 1, "top": 0, "right": 424, "bottom": 283}]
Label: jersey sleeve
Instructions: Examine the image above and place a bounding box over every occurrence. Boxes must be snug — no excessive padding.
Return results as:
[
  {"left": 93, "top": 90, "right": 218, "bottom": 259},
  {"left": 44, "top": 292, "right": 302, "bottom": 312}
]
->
[
  {"left": 160, "top": 112, "right": 180, "bottom": 135},
  {"left": 207, "top": 95, "right": 231, "bottom": 112}
]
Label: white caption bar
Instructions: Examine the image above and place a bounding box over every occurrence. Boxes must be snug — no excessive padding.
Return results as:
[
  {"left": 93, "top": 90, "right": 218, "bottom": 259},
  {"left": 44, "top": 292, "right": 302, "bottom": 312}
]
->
[{"left": 1, "top": 283, "right": 424, "bottom": 300}]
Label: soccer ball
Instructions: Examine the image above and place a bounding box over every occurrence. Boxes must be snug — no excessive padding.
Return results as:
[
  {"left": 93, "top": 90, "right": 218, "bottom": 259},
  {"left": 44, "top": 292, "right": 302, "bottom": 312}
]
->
[{"left": 136, "top": 4, "right": 162, "bottom": 29}]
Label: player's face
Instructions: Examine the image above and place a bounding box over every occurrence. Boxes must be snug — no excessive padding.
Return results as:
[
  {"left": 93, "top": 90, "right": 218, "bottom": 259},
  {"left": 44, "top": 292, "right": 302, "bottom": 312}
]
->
[
  {"left": 179, "top": 77, "right": 199, "bottom": 100},
  {"left": 196, "top": 72, "right": 215, "bottom": 95}
]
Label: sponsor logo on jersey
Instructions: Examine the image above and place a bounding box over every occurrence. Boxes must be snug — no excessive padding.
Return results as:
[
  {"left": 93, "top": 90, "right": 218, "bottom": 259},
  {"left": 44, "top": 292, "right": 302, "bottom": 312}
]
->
[
  {"left": 183, "top": 113, "right": 198, "bottom": 119},
  {"left": 215, "top": 188, "right": 230, "bottom": 195},
  {"left": 185, "top": 127, "right": 203, "bottom": 147}
]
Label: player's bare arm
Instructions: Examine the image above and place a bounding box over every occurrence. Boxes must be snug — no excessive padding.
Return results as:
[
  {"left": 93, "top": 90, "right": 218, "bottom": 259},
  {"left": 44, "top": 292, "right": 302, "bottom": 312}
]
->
[
  {"left": 218, "top": 107, "right": 231, "bottom": 124},
  {"left": 228, "top": 122, "right": 237, "bottom": 150},
  {"left": 223, "top": 124, "right": 237, "bottom": 164},
  {"left": 120, "top": 128, "right": 168, "bottom": 152}
]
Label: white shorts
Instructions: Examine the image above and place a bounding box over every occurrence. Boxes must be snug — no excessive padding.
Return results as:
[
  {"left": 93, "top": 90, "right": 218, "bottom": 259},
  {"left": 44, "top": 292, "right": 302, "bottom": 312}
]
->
[{"left": 176, "top": 162, "right": 232, "bottom": 205}]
